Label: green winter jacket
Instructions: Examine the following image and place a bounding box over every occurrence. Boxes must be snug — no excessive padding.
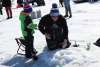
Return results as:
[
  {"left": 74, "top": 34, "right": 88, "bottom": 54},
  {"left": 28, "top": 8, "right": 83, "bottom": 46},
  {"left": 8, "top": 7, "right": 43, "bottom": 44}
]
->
[{"left": 19, "top": 11, "right": 37, "bottom": 37}]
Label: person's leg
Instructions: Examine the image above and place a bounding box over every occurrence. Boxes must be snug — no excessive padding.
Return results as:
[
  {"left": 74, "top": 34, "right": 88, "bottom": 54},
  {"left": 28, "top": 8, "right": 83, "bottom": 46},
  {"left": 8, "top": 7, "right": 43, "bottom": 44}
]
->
[
  {"left": 68, "top": 5, "right": 72, "bottom": 18},
  {"left": 5, "top": 7, "right": 10, "bottom": 19},
  {"left": 64, "top": 7, "right": 68, "bottom": 17},
  {"left": 46, "top": 38, "right": 57, "bottom": 50},
  {"left": 25, "top": 43, "right": 34, "bottom": 58},
  {"left": 8, "top": 7, "right": 12, "bottom": 18},
  {"left": 25, "top": 45, "right": 32, "bottom": 58},
  {"left": 55, "top": 35, "right": 64, "bottom": 49},
  {"left": 24, "top": 37, "right": 32, "bottom": 58},
  {"left": 29, "top": 37, "right": 37, "bottom": 54},
  {"left": 25, "top": 36, "right": 38, "bottom": 59},
  {"left": 29, "top": 36, "right": 38, "bottom": 60}
]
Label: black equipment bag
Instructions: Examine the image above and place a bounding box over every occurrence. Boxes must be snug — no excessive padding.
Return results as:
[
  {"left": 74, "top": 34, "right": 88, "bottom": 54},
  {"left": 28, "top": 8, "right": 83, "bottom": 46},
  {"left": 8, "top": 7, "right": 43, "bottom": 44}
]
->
[{"left": 94, "top": 38, "right": 100, "bottom": 47}]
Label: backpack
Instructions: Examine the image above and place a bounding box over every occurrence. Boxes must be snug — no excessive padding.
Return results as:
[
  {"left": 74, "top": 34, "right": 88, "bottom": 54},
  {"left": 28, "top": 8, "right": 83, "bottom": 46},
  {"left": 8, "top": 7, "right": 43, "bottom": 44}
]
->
[{"left": 94, "top": 38, "right": 100, "bottom": 47}]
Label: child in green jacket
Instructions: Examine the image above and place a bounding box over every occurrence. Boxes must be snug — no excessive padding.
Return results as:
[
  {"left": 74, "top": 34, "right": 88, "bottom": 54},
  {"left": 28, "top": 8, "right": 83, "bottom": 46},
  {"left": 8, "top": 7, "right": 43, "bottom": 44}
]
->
[{"left": 19, "top": 4, "right": 37, "bottom": 60}]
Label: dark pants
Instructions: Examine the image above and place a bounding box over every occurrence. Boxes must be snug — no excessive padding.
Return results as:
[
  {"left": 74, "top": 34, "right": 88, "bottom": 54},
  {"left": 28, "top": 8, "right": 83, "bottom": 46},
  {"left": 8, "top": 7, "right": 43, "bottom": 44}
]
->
[
  {"left": 59, "top": 0, "right": 64, "bottom": 7},
  {"left": 24, "top": 36, "right": 36, "bottom": 58},
  {"left": 65, "top": 5, "right": 72, "bottom": 18},
  {"left": 46, "top": 38, "right": 64, "bottom": 50},
  {"left": 35, "top": 0, "right": 45, "bottom": 6},
  {"left": 5, "top": 7, "right": 12, "bottom": 18}
]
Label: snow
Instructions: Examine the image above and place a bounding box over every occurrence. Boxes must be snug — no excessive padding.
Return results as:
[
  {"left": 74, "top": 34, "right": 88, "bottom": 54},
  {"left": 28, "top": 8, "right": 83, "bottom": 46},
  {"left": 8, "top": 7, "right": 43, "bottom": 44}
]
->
[{"left": 1, "top": 0, "right": 100, "bottom": 67}]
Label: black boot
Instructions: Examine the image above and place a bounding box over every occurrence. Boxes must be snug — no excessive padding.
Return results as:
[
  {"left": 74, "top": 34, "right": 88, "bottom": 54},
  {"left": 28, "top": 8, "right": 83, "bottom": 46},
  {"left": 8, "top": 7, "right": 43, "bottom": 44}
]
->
[
  {"left": 31, "top": 53, "right": 38, "bottom": 60},
  {"left": 6, "top": 17, "right": 10, "bottom": 19},
  {"left": 69, "top": 14, "right": 72, "bottom": 18},
  {"left": 62, "top": 41, "right": 71, "bottom": 49},
  {"left": 64, "top": 14, "right": 68, "bottom": 18},
  {"left": 9, "top": 16, "right": 12, "bottom": 19}
]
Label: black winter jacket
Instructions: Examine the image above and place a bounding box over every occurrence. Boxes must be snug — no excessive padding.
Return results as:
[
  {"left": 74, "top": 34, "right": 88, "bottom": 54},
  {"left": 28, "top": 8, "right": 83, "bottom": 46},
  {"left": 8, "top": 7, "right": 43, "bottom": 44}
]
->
[
  {"left": 2, "top": 0, "right": 11, "bottom": 7},
  {"left": 38, "top": 14, "right": 69, "bottom": 39}
]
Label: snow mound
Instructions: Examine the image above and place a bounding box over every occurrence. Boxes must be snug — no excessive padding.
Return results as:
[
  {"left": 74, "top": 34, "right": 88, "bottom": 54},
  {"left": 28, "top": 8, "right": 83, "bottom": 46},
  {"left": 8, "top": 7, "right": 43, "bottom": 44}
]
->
[
  {"left": 0, "top": 65, "right": 9, "bottom": 67},
  {"left": 51, "top": 48, "right": 97, "bottom": 67},
  {"left": 32, "top": 47, "right": 98, "bottom": 67}
]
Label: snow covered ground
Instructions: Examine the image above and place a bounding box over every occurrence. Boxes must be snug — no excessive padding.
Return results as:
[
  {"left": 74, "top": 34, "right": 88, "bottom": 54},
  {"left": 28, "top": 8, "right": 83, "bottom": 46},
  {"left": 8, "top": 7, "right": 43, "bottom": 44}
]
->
[{"left": 0, "top": 0, "right": 100, "bottom": 67}]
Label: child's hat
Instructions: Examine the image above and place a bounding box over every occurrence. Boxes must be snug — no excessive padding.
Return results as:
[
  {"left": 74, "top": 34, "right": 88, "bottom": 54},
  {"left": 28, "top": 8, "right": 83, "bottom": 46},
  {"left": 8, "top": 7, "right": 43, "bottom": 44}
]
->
[{"left": 23, "top": 4, "right": 32, "bottom": 13}]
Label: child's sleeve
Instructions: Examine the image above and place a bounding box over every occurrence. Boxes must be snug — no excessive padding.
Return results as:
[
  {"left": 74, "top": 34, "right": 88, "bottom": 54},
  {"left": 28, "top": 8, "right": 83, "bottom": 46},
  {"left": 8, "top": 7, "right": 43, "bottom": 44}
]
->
[
  {"left": 27, "top": 21, "right": 37, "bottom": 34},
  {"left": 27, "top": 23, "right": 37, "bottom": 30}
]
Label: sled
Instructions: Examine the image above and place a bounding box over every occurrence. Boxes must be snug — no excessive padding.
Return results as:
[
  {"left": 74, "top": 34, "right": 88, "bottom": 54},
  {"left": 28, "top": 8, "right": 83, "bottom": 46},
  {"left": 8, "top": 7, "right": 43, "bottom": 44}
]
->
[{"left": 31, "top": 9, "right": 41, "bottom": 19}]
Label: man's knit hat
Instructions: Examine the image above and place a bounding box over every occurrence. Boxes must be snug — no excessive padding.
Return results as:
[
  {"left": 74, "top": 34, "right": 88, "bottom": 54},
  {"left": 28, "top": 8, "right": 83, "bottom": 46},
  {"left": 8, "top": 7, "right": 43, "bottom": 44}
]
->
[{"left": 50, "top": 3, "right": 60, "bottom": 16}]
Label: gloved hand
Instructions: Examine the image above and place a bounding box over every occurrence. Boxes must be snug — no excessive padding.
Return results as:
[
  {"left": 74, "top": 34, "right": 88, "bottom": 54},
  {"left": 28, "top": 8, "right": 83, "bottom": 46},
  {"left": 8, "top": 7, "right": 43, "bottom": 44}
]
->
[
  {"left": 62, "top": 39, "right": 71, "bottom": 48},
  {"left": 23, "top": 31, "right": 27, "bottom": 36},
  {"left": 45, "top": 33, "right": 51, "bottom": 39},
  {"left": 27, "top": 23, "right": 37, "bottom": 30}
]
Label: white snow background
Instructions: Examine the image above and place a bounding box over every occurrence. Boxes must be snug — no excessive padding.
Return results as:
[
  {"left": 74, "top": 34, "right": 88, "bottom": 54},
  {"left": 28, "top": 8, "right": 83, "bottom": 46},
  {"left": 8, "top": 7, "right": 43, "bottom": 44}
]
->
[{"left": 0, "top": 0, "right": 100, "bottom": 67}]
